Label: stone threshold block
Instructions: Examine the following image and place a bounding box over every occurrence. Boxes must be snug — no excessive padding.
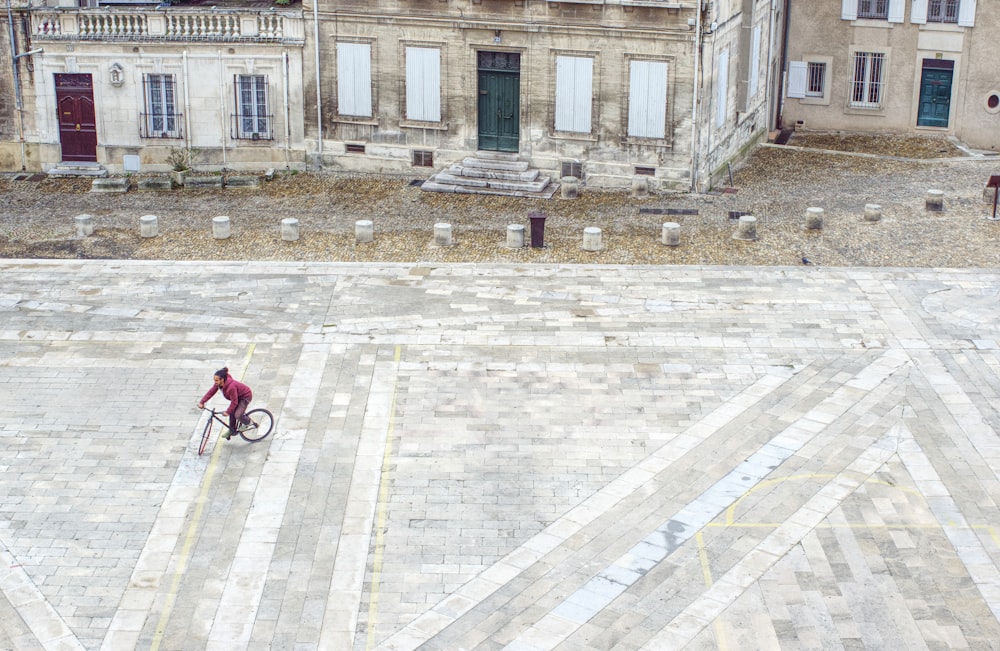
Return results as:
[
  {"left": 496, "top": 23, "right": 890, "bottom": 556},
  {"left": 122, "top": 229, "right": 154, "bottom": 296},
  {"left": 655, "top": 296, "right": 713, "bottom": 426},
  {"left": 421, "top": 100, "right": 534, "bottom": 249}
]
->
[
  {"left": 185, "top": 176, "right": 225, "bottom": 189},
  {"left": 226, "top": 175, "right": 262, "bottom": 189},
  {"left": 138, "top": 177, "right": 175, "bottom": 191},
  {"left": 90, "top": 178, "right": 129, "bottom": 193}
]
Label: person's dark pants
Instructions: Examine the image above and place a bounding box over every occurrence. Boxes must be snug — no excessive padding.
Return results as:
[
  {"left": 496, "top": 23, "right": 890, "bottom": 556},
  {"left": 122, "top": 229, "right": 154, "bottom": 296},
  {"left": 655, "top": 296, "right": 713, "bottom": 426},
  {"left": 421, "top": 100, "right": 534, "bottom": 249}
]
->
[{"left": 229, "top": 398, "right": 251, "bottom": 433}]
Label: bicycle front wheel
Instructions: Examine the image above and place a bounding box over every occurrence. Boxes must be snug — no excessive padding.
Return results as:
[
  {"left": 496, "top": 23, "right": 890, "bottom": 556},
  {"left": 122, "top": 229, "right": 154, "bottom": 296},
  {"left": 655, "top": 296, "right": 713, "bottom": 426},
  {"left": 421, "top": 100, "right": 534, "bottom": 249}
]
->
[
  {"left": 198, "top": 417, "right": 213, "bottom": 456},
  {"left": 239, "top": 408, "right": 274, "bottom": 442}
]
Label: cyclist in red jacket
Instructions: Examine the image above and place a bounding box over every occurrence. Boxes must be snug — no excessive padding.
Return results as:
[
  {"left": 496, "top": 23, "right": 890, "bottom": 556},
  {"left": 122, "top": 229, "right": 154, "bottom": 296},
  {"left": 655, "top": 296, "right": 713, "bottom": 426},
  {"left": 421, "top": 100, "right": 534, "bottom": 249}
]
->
[{"left": 198, "top": 367, "right": 253, "bottom": 440}]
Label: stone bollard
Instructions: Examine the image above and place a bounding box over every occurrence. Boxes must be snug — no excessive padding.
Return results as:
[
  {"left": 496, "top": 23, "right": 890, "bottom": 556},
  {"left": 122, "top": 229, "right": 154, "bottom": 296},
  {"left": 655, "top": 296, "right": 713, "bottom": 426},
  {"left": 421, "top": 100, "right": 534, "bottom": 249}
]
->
[
  {"left": 926, "top": 189, "right": 944, "bottom": 212},
  {"left": 434, "top": 222, "right": 453, "bottom": 246},
  {"left": 561, "top": 176, "right": 579, "bottom": 199},
  {"left": 506, "top": 224, "right": 525, "bottom": 248},
  {"left": 632, "top": 176, "right": 649, "bottom": 199},
  {"left": 661, "top": 222, "right": 680, "bottom": 246},
  {"left": 281, "top": 218, "right": 299, "bottom": 242},
  {"left": 864, "top": 203, "right": 882, "bottom": 222},
  {"left": 733, "top": 215, "right": 758, "bottom": 241},
  {"left": 139, "top": 215, "right": 158, "bottom": 238},
  {"left": 804, "top": 207, "right": 824, "bottom": 230},
  {"left": 582, "top": 226, "right": 602, "bottom": 251},
  {"left": 74, "top": 214, "right": 94, "bottom": 237},
  {"left": 355, "top": 219, "right": 374, "bottom": 243},
  {"left": 212, "top": 216, "right": 231, "bottom": 240}
]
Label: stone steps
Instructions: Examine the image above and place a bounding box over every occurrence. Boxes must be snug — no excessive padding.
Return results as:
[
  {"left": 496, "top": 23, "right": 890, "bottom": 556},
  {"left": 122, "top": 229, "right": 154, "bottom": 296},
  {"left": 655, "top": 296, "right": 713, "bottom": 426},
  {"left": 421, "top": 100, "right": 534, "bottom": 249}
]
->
[
  {"left": 423, "top": 151, "right": 558, "bottom": 199},
  {"left": 47, "top": 161, "right": 108, "bottom": 178}
]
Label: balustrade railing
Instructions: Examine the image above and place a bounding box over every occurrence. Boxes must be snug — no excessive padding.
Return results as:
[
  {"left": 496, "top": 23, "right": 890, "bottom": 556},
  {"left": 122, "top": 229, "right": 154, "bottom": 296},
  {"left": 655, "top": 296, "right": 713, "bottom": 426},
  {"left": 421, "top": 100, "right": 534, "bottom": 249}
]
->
[{"left": 31, "top": 9, "right": 302, "bottom": 43}]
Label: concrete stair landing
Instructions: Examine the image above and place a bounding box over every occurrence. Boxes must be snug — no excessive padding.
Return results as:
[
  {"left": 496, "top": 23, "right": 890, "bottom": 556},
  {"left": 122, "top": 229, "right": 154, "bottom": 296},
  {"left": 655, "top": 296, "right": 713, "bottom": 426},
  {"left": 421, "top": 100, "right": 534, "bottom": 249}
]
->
[{"left": 422, "top": 151, "right": 558, "bottom": 198}]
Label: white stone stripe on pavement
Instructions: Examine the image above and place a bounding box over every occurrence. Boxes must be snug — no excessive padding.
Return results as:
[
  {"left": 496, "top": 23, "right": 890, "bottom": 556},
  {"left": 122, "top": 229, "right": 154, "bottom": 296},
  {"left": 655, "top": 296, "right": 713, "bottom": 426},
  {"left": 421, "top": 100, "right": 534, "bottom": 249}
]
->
[{"left": 0, "top": 544, "right": 85, "bottom": 651}]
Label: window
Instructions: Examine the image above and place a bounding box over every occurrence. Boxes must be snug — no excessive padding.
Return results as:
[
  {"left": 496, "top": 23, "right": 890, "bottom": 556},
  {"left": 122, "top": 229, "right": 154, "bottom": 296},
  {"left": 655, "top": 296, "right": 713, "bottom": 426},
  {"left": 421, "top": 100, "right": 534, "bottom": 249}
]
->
[
  {"left": 748, "top": 25, "right": 761, "bottom": 100},
  {"left": 405, "top": 47, "right": 441, "bottom": 122},
  {"left": 858, "top": 0, "right": 888, "bottom": 18},
  {"left": 928, "top": 0, "right": 959, "bottom": 22},
  {"left": 806, "top": 62, "right": 826, "bottom": 97},
  {"left": 716, "top": 48, "right": 729, "bottom": 128},
  {"left": 627, "top": 60, "right": 668, "bottom": 139},
  {"left": 234, "top": 75, "right": 272, "bottom": 140},
  {"left": 142, "top": 74, "right": 180, "bottom": 139},
  {"left": 337, "top": 42, "right": 373, "bottom": 118},
  {"left": 555, "top": 55, "right": 594, "bottom": 133},
  {"left": 850, "top": 52, "right": 885, "bottom": 109}
]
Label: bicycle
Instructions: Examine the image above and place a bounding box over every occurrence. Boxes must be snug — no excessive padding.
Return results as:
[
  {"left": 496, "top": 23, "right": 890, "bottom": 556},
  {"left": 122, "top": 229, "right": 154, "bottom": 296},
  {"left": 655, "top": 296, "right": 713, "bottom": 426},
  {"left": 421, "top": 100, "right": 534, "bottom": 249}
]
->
[{"left": 198, "top": 407, "right": 274, "bottom": 456}]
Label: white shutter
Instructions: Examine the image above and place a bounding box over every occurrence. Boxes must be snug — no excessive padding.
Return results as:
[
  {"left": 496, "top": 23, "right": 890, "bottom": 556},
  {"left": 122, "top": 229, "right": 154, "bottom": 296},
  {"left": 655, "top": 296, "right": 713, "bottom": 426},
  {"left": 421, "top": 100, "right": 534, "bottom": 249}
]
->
[
  {"left": 716, "top": 48, "right": 729, "bottom": 128},
  {"left": 958, "top": 0, "right": 977, "bottom": 26},
  {"left": 627, "top": 60, "right": 668, "bottom": 139},
  {"left": 910, "top": 0, "right": 927, "bottom": 24},
  {"left": 337, "top": 42, "right": 372, "bottom": 117},
  {"left": 749, "top": 24, "right": 762, "bottom": 99},
  {"left": 555, "top": 56, "right": 593, "bottom": 133},
  {"left": 888, "top": 0, "right": 904, "bottom": 22},
  {"left": 841, "top": 0, "right": 857, "bottom": 20},
  {"left": 787, "top": 61, "right": 807, "bottom": 98},
  {"left": 405, "top": 47, "right": 440, "bottom": 122}
]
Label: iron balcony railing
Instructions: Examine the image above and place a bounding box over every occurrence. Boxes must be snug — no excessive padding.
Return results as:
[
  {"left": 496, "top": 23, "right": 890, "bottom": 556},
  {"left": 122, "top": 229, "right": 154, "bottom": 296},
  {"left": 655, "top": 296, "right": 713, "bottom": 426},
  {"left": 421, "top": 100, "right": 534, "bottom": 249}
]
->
[{"left": 139, "top": 112, "right": 183, "bottom": 139}]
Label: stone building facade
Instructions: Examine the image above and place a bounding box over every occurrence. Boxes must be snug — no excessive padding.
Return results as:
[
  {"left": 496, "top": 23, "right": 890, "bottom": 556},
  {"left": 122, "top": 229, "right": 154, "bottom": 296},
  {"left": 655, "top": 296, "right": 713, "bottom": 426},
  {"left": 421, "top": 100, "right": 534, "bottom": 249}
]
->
[
  {"left": 782, "top": 0, "right": 998, "bottom": 152},
  {"left": 303, "top": 0, "right": 785, "bottom": 191},
  {"left": 10, "top": 0, "right": 306, "bottom": 174}
]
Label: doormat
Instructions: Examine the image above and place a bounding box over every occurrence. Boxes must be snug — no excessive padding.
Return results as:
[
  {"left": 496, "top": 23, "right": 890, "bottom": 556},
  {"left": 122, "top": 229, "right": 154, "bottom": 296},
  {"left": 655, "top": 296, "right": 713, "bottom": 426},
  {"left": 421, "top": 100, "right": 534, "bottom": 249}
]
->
[
  {"left": 408, "top": 179, "right": 424, "bottom": 187},
  {"left": 13, "top": 174, "right": 29, "bottom": 181},
  {"left": 639, "top": 208, "right": 699, "bottom": 216},
  {"left": 27, "top": 174, "right": 46, "bottom": 182}
]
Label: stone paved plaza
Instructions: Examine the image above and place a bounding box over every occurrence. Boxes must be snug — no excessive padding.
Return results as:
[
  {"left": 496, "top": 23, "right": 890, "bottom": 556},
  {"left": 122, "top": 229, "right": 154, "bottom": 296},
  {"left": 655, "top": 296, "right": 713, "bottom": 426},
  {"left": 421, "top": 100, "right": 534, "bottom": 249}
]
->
[{"left": 1, "top": 259, "right": 999, "bottom": 650}]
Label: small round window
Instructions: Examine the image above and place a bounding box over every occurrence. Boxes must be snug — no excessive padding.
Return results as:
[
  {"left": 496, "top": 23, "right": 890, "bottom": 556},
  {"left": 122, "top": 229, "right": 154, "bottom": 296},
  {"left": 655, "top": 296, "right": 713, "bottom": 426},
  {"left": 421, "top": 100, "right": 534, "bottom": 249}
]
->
[{"left": 987, "top": 92, "right": 1000, "bottom": 114}]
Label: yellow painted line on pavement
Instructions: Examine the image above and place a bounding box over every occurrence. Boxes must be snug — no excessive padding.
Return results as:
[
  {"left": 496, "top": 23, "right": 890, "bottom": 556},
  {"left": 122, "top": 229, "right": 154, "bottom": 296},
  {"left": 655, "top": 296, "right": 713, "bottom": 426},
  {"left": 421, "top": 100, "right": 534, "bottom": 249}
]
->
[
  {"left": 150, "top": 344, "right": 256, "bottom": 651},
  {"left": 695, "top": 531, "right": 730, "bottom": 650},
  {"left": 366, "top": 345, "right": 403, "bottom": 651}
]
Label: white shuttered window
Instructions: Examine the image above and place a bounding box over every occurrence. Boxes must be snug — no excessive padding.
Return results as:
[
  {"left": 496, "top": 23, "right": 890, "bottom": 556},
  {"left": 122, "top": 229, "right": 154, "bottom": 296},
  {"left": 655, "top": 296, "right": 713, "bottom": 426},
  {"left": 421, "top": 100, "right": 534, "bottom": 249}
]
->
[
  {"left": 958, "top": 0, "right": 977, "bottom": 26},
  {"left": 627, "top": 60, "right": 668, "bottom": 139},
  {"left": 716, "top": 48, "right": 729, "bottom": 128},
  {"left": 337, "top": 42, "right": 372, "bottom": 118},
  {"left": 787, "top": 61, "right": 807, "bottom": 98},
  {"left": 555, "top": 56, "right": 593, "bottom": 133},
  {"left": 405, "top": 47, "right": 441, "bottom": 122},
  {"left": 749, "top": 24, "right": 762, "bottom": 99}
]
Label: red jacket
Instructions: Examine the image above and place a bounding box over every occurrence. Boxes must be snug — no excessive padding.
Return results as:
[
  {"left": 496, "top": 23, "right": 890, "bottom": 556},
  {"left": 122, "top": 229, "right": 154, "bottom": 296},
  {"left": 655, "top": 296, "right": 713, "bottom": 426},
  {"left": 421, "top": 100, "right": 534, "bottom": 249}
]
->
[{"left": 201, "top": 377, "right": 252, "bottom": 415}]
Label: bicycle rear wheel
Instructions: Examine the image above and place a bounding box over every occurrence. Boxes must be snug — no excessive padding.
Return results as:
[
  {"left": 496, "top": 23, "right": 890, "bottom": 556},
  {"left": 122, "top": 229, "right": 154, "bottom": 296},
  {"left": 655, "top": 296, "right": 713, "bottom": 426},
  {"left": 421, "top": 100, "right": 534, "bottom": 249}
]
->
[
  {"left": 239, "top": 408, "right": 274, "bottom": 442},
  {"left": 198, "top": 417, "right": 213, "bottom": 456}
]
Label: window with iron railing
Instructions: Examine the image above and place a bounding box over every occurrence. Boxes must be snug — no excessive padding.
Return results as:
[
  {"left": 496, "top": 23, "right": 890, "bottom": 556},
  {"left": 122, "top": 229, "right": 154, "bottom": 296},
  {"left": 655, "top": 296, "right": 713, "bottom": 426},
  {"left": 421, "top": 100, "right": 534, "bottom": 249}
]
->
[
  {"left": 928, "top": 0, "right": 959, "bottom": 22},
  {"left": 141, "top": 74, "right": 181, "bottom": 139},
  {"left": 850, "top": 52, "right": 885, "bottom": 109},
  {"left": 232, "top": 74, "right": 273, "bottom": 140},
  {"left": 806, "top": 62, "right": 826, "bottom": 97},
  {"left": 857, "top": 0, "right": 888, "bottom": 19}
]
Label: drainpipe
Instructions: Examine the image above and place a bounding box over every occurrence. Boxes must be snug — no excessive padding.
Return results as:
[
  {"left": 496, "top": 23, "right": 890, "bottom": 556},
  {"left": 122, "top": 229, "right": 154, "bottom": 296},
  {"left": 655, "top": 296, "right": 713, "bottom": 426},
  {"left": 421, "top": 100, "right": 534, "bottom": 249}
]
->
[
  {"left": 219, "top": 48, "right": 227, "bottom": 169},
  {"left": 312, "top": 0, "right": 322, "bottom": 156},
  {"left": 775, "top": 0, "right": 790, "bottom": 129},
  {"left": 689, "top": 2, "right": 702, "bottom": 193},
  {"left": 283, "top": 49, "right": 290, "bottom": 168},
  {"left": 183, "top": 49, "right": 191, "bottom": 150},
  {"left": 8, "top": 0, "right": 41, "bottom": 171}
]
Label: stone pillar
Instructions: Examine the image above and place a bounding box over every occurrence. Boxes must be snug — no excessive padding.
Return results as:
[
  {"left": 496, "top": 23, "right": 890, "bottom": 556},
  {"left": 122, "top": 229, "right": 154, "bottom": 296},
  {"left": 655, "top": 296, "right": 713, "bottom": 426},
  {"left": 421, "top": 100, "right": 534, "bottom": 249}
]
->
[
  {"left": 506, "top": 224, "right": 525, "bottom": 248},
  {"left": 582, "top": 226, "right": 602, "bottom": 251},
  {"left": 74, "top": 214, "right": 94, "bottom": 237},
  {"left": 281, "top": 218, "right": 299, "bottom": 242},
  {"left": 733, "top": 215, "right": 758, "bottom": 241},
  {"left": 864, "top": 204, "right": 882, "bottom": 222},
  {"left": 355, "top": 219, "right": 374, "bottom": 243},
  {"left": 212, "top": 216, "right": 231, "bottom": 240},
  {"left": 661, "top": 222, "right": 680, "bottom": 246},
  {"left": 804, "top": 207, "right": 824, "bottom": 230},
  {"left": 561, "top": 176, "right": 579, "bottom": 199},
  {"left": 434, "top": 222, "right": 453, "bottom": 246},
  {"left": 139, "top": 215, "right": 158, "bottom": 238},
  {"left": 926, "top": 189, "right": 944, "bottom": 212},
  {"left": 632, "top": 176, "right": 649, "bottom": 198}
]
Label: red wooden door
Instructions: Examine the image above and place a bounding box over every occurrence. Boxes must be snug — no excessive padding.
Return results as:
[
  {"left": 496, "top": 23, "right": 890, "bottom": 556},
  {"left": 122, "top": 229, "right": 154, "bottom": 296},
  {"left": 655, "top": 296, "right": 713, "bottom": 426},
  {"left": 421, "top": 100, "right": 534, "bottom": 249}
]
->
[{"left": 55, "top": 73, "right": 98, "bottom": 162}]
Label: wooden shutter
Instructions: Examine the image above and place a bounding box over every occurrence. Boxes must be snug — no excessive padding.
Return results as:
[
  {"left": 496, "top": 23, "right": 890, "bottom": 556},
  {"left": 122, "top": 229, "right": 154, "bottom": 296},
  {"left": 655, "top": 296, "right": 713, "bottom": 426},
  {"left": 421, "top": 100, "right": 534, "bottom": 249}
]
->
[
  {"left": 958, "top": 0, "right": 977, "bottom": 26},
  {"left": 337, "top": 42, "right": 372, "bottom": 118},
  {"left": 888, "top": 0, "right": 904, "bottom": 22},
  {"left": 555, "top": 56, "right": 593, "bottom": 133},
  {"left": 627, "top": 60, "right": 668, "bottom": 138},
  {"left": 787, "top": 61, "right": 807, "bottom": 98},
  {"left": 910, "top": 0, "right": 928, "bottom": 22},
  {"left": 749, "top": 24, "right": 762, "bottom": 99},
  {"left": 405, "top": 47, "right": 440, "bottom": 122},
  {"left": 716, "top": 48, "right": 729, "bottom": 128},
  {"left": 841, "top": 0, "right": 857, "bottom": 20}
]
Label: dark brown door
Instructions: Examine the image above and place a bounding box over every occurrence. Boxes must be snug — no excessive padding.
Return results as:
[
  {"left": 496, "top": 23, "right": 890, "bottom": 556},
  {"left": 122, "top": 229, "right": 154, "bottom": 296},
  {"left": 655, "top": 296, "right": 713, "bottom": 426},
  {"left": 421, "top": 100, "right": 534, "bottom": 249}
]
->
[{"left": 55, "top": 73, "right": 98, "bottom": 162}]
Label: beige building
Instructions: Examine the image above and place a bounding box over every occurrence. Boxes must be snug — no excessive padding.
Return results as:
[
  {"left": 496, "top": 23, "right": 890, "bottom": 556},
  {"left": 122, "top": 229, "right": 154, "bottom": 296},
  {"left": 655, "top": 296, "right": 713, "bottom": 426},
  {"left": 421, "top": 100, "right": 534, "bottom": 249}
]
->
[
  {"left": 303, "top": 0, "right": 785, "bottom": 191},
  {"left": 5, "top": 0, "right": 307, "bottom": 174},
  {"left": 783, "top": 0, "right": 998, "bottom": 152}
]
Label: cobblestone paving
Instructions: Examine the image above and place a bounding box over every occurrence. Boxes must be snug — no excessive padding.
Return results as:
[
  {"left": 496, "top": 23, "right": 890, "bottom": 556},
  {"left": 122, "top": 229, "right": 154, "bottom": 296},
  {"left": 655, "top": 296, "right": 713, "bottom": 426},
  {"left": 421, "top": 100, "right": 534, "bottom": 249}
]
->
[{"left": 0, "top": 260, "right": 998, "bottom": 650}]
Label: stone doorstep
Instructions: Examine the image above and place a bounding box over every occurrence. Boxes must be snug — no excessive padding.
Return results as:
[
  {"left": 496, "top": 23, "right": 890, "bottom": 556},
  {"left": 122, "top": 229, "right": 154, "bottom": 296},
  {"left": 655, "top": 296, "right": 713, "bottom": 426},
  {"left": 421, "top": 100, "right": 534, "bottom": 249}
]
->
[
  {"left": 448, "top": 165, "right": 540, "bottom": 182},
  {"left": 90, "top": 178, "right": 129, "bottom": 193},
  {"left": 473, "top": 150, "right": 521, "bottom": 162},
  {"left": 422, "top": 180, "right": 559, "bottom": 199},
  {"left": 433, "top": 173, "right": 489, "bottom": 188},
  {"left": 462, "top": 158, "right": 530, "bottom": 172}
]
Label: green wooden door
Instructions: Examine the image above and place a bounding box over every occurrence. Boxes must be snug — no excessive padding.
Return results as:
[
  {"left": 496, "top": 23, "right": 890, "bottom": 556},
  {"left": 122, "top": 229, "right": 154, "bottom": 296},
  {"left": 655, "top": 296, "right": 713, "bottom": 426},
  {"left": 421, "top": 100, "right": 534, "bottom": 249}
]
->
[
  {"left": 477, "top": 52, "right": 520, "bottom": 152},
  {"left": 917, "top": 66, "right": 952, "bottom": 128}
]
